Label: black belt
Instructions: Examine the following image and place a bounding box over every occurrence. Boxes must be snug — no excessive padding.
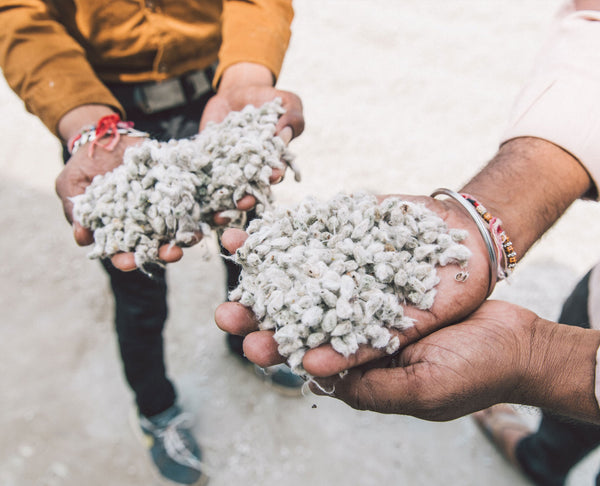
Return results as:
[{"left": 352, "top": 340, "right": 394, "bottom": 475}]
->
[{"left": 107, "top": 64, "right": 216, "bottom": 115}]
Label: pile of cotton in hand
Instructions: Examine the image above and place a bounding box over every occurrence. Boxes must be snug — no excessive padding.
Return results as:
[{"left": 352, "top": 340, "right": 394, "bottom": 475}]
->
[
  {"left": 71, "top": 99, "right": 295, "bottom": 268},
  {"left": 229, "top": 193, "right": 471, "bottom": 377}
]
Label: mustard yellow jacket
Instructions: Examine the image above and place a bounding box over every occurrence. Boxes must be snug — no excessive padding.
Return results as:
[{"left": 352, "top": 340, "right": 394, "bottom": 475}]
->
[{"left": 0, "top": 0, "right": 293, "bottom": 135}]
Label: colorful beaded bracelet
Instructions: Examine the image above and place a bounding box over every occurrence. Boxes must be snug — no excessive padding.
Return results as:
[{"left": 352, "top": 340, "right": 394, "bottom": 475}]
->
[
  {"left": 68, "top": 114, "right": 149, "bottom": 157},
  {"left": 431, "top": 188, "right": 498, "bottom": 297},
  {"left": 460, "top": 193, "right": 516, "bottom": 279}
]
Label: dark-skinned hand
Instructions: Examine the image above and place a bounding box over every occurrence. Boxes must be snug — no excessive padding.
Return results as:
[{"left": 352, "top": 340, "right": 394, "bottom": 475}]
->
[{"left": 215, "top": 194, "right": 493, "bottom": 376}]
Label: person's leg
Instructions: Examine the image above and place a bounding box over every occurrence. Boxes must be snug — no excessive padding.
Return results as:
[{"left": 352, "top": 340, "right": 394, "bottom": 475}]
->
[
  {"left": 99, "top": 92, "right": 212, "bottom": 485},
  {"left": 101, "top": 260, "right": 176, "bottom": 416}
]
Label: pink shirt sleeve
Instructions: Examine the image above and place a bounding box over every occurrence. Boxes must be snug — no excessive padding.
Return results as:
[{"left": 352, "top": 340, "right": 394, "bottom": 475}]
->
[
  {"left": 595, "top": 345, "right": 600, "bottom": 411},
  {"left": 501, "top": 1, "right": 600, "bottom": 199}
]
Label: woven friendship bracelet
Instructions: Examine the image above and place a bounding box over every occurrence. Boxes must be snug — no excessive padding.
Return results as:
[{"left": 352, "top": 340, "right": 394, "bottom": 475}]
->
[
  {"left": 68, "top": 114, "right": 149, "bottom": 157},
  {"left": 431, "top": 188, "right": 497, "bottom": 297},
  {"left": 460, "top": 193, "right": 516, "bottom": 279}
]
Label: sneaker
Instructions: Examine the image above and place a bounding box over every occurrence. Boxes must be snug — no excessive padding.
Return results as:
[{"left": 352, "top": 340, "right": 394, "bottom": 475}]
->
[
  {"left": 136, "top": 405, "right": 208, "bottom": 485},
  {"left": 253, "top": 363, "right": 306, "bottom": 397},
  {"left": 226, "top": 333, "right": 305, "bottom": 396}
]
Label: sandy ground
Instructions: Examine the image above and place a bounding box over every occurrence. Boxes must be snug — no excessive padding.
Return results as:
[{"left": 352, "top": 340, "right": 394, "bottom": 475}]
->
[{"left": 3, "top": 1, "right": 600, "bottom": 485}]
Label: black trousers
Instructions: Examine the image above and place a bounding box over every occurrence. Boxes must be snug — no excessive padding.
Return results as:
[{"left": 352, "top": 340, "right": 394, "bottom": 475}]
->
[
  {"left": 63, "top": 87, "right": 244, "bottom": 417},
  {"left": 515, "top": 270, "right": 600, "bottom": 486}
]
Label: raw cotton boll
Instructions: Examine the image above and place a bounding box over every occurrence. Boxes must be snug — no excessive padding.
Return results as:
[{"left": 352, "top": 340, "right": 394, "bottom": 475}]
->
[
  {"left": 230, "top": 193, "right": 471, "bottom": 377},
  {"left": 72, "top": 99, "right": 296, "bottom": 271}
]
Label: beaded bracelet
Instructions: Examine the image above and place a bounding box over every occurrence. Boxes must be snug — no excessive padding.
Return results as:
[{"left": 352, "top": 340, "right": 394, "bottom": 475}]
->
[
  {"left": 68, "top": 114, "right": 149, "bottom": 157},
  {"left": 460, "top": 193, "right": 516, "bottom": 279},
  {"left": 431, "top": 188, "right": 498, "bottom": 297}
]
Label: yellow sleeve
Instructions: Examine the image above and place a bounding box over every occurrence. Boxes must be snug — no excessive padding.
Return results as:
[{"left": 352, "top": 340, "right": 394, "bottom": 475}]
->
[
  {"left": 215, "top": 0, "right": 294, "bottom": 87},
  {"left": 0, "top": 2, "right": 123, "bottom": 138}
]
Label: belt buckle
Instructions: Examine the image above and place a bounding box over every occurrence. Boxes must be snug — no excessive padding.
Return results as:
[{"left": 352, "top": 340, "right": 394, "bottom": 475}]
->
[
  {"left": 133, "top": 77, "right": 187, "bottom": 114},
  {"left": 182, "top": 69, "right": 212, "bottom": 101}
]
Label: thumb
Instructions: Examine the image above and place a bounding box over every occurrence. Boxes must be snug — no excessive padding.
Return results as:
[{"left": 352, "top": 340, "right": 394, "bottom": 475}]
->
[
  {"left": 310, "top": 366, "right": 418, "bottom": 415},
  {"left": 277, "top": 126, "right": 293, "bottom": 145}
]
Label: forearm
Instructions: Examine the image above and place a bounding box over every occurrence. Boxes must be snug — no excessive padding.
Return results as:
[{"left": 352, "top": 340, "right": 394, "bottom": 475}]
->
[
  {"left": 514, "top": 318, "right": 600, "bottom": 424},
  {"left": 0, "top": 2, "right": 122, "bottom": 136},
  {"left": 456, "top": 1, "right": 600, "bottom": 263},
  {"left": 460, "top": 137, "right": 592, "bottom": 261}
]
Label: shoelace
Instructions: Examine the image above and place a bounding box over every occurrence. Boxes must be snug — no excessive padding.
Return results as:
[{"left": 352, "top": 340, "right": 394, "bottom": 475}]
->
[{"left": 142, "top": 412, "right": 204, "bottom": 472}]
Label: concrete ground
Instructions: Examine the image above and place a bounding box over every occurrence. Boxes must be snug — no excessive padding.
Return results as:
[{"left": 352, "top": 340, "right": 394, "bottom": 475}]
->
[{"left": 3, "top": 1, "right": 600, "bottom": 485}]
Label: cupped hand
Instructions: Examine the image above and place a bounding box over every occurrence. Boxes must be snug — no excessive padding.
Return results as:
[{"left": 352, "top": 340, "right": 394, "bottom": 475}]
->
[
  {"left": 199, "top": 84, "right": 304, "bottom": 142},
  {"left": 55, "top": 136, "right": 194, "bottom": 271},
  {"left": 308, "top": 300, "right": 538, "bottom": 421},
  {"left": 205, "top": 85, "right": 304, "bottom": 227},
  {"left": 215, "top": 194, "right": 494, "bottom": 374},
  {"left": 200, "top": 77, "right": 304, "bottom": 200}
]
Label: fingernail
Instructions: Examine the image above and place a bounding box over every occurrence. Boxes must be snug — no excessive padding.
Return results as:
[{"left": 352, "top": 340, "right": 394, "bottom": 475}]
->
[{"left": 279, "top": 126, "right": 293, "bottom": 145}]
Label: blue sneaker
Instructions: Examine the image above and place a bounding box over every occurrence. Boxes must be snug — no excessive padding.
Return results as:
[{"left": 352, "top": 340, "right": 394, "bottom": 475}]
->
[
  {"left": 226, "top": 334, "right": 305, "bottom": 396},
  {"left": 137, "top": 405, "right": 208, "bottom": 485},
  {"left": 253, "top": 363, "right": 306, "bottom": 397}
]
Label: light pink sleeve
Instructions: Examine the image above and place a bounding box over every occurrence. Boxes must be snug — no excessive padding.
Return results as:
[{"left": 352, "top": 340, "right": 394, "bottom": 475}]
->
[
  {"left": 595, "top": 345, "right": 600, "bottom": 411},
  {"left": 501, "top": 1, "right": 600, "bottom": 199}
]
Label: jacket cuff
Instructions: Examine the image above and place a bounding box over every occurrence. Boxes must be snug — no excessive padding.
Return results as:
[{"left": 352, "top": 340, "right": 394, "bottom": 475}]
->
[
  {"left": 23, "top": 75, "right": 124, "bottom": 139},
  {"left": 214, "top": 0, "right": 293, "bottom": 88}
]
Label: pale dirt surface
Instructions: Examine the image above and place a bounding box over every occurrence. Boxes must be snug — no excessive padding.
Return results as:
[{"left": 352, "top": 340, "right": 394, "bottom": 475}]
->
[{"left": 3, "top": 1, "right": 600, "bottom": 485}]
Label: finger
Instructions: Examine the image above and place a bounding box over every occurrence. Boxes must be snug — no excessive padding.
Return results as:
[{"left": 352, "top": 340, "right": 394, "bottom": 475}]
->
[
  {"left": 158, "top": 244, "right": 184, "bottom": 263},
  {"left": 310, "top": 367, "right": 414, "bottom": 414},
  {"left": 236, "top": 194, "right": 256, "bottom": 211},
  {"left": 111, "top": 252, "right": 138, "bottom": 272},
  {"left": 302, "top": 341, "right": 390, "bottom": 378},
  {"left": 213, "top": 212, "right": 231, "bottom": 226},
  {"left": 73, "top": 222, "right": 94, "bottom": 246},
  {"left": 243, "top": 330, "right": 286, "bottom": 367},
  {"left": 270, "top": 167, "right": 285, "bottom": 184},
  {"left": 213, "top": 195, "right": 257, "bottom": 226},
  {"left": 214, "top": 301, "right": 259, "bottom": 335},
  {"left": 308, "top": 375, "right": 342, "bottom": 396},
  {"left": 177, "top": 230, "right": 204, "bottom": 248},
  {"left": 277, "top": 126, "right": 293, "bottom": 145},
  {"left": 276, "top": 94, "right": 304, "bottom": 139},
  {"left": 221, "top": 228, "right": 248, "bottom": 254}
]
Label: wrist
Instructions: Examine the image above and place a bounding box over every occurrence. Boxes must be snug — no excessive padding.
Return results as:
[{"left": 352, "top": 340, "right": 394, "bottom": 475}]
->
[
  {"left": 461, "top": 137, "right": 592, "bottom": 261},
  {"left": 65, "top": 113, "right": 149, "bottom": 157},
  {"left": 58, "top": 104, "right": 118, "bottom": 144},
  {"left": 515, "top": 317, "right": 600, "bottom": 423},
  {"left": 218, "top": 62, "right": 275, "bottom": 93}
]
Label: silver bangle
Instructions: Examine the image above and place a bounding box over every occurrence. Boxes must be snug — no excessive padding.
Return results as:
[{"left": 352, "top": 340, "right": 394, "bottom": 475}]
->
[{"left": 430, "top": 188, "right": 497, "bottom": 297}]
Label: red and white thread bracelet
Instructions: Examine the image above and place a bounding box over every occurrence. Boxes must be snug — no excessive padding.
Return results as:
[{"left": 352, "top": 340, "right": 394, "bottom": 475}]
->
[{"left": 67, "top": 114, "right": 149, "bottom": 157}]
